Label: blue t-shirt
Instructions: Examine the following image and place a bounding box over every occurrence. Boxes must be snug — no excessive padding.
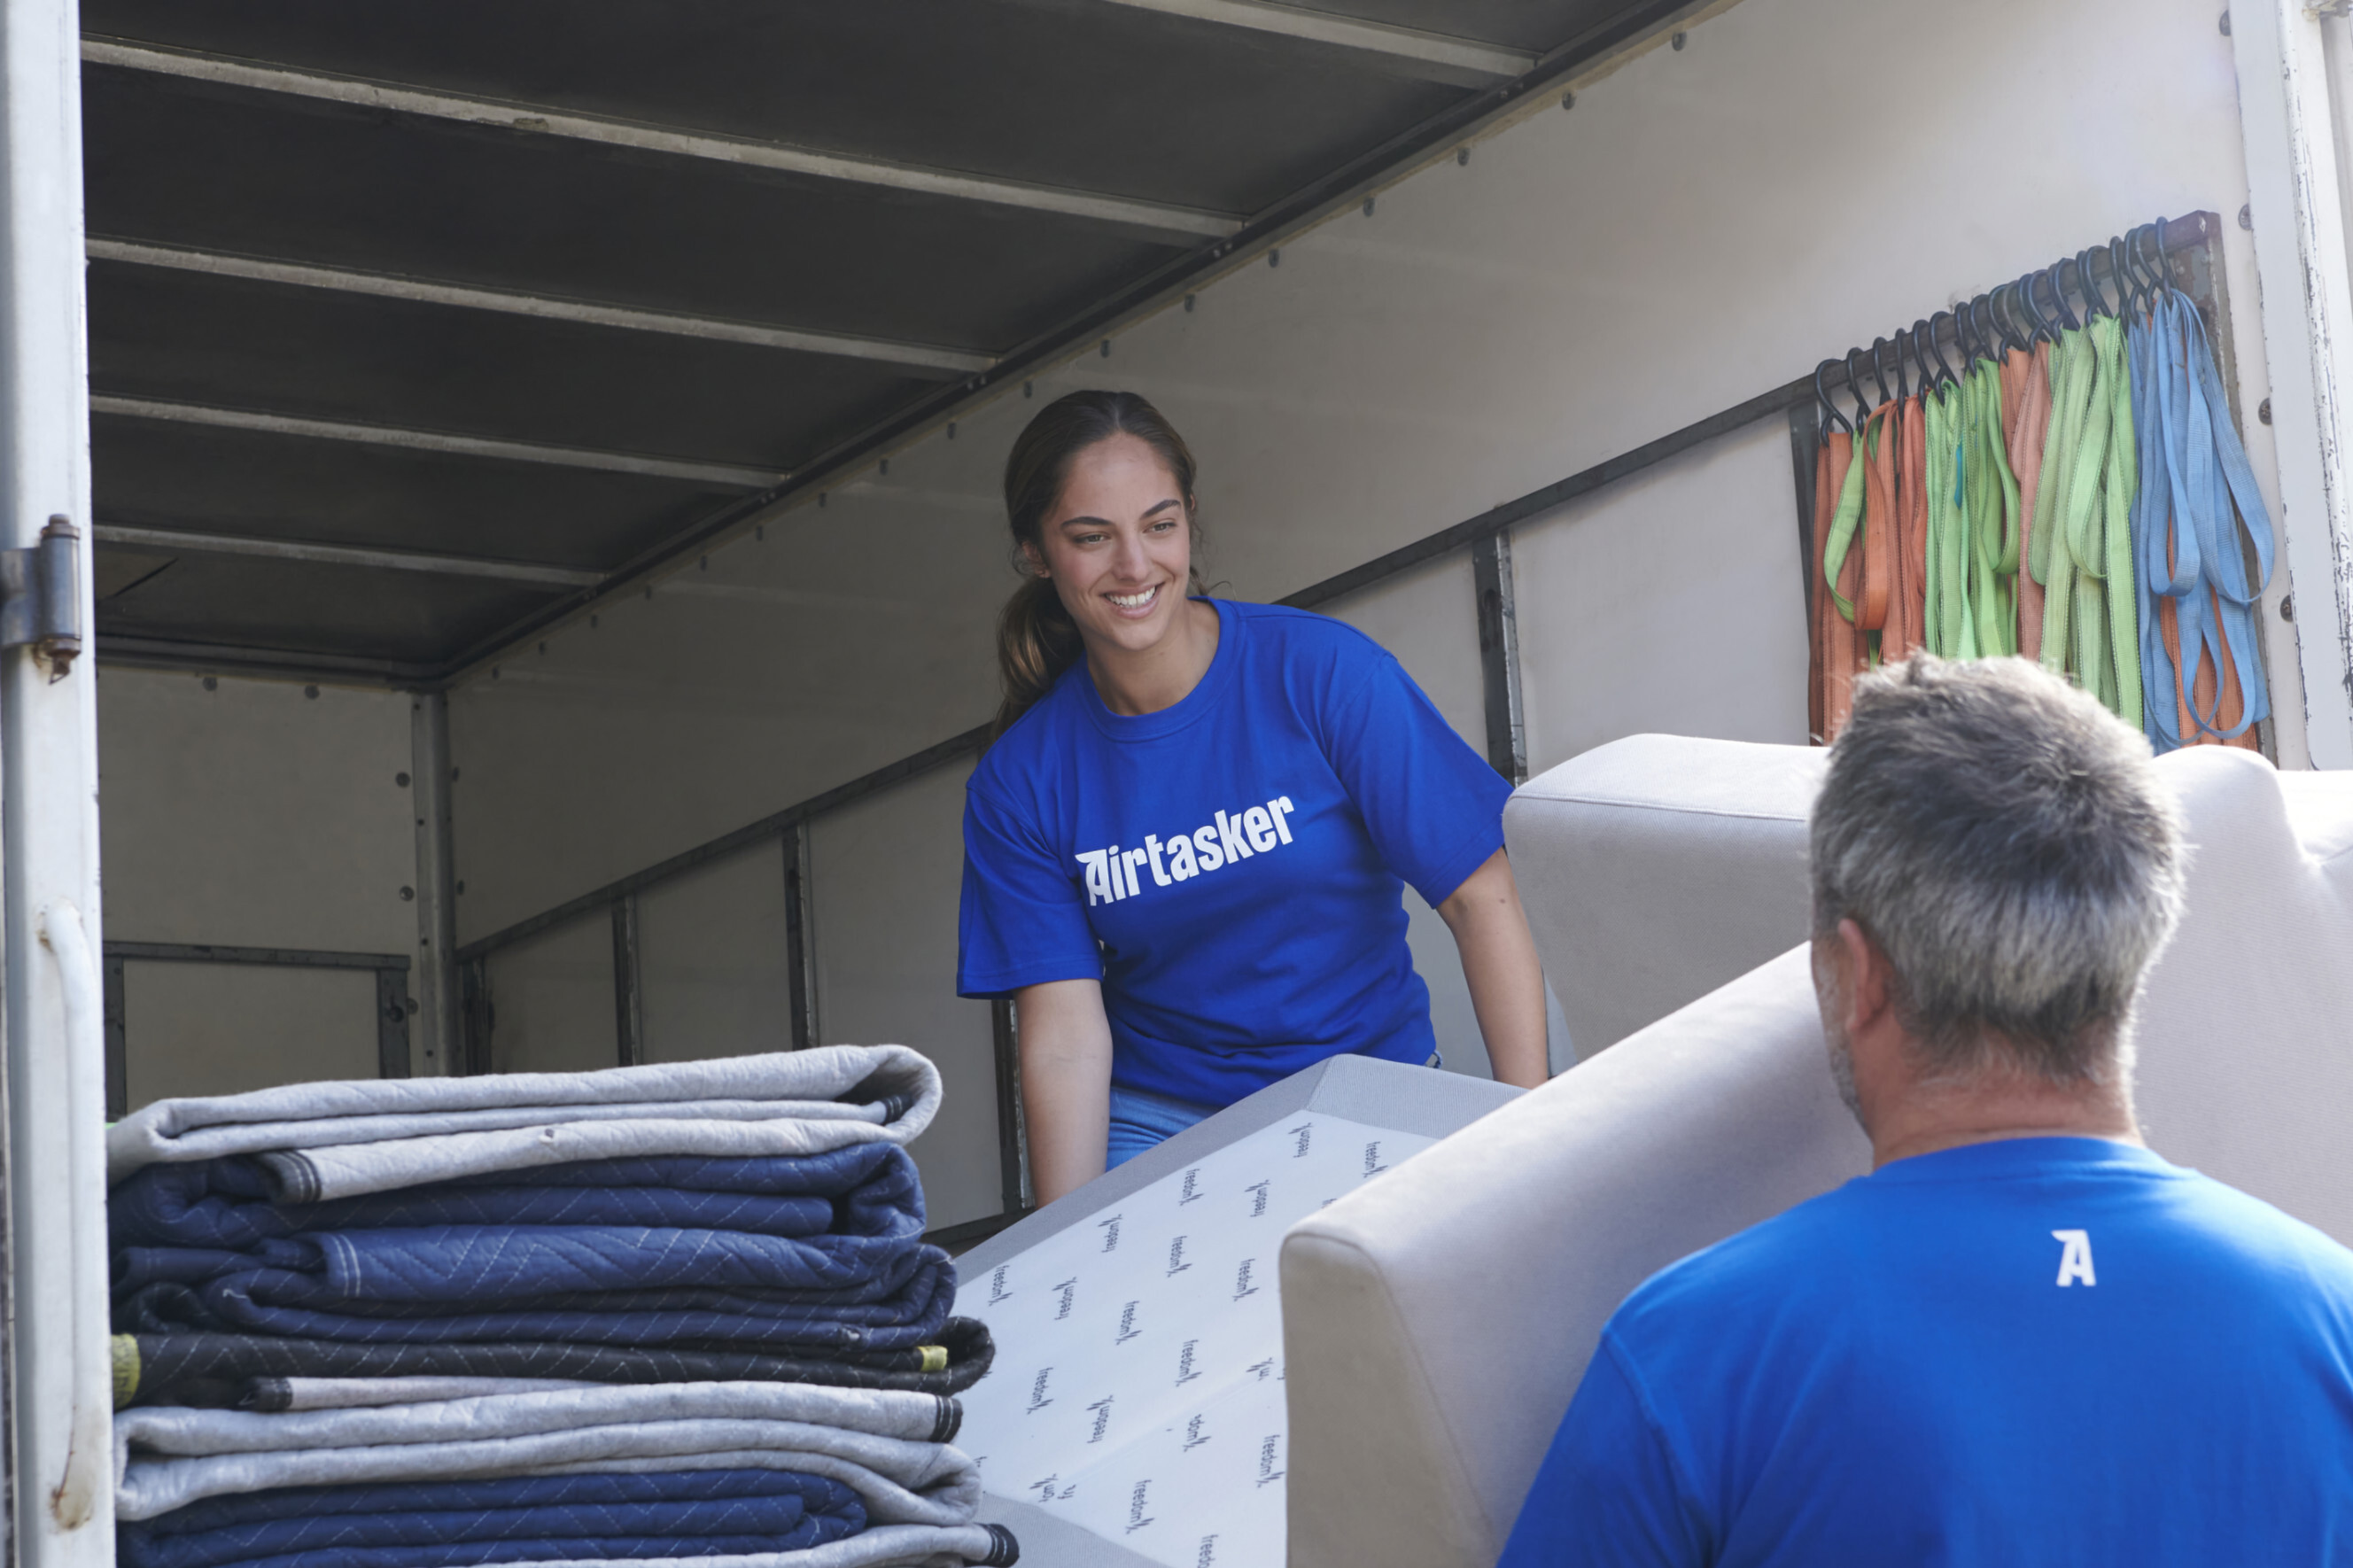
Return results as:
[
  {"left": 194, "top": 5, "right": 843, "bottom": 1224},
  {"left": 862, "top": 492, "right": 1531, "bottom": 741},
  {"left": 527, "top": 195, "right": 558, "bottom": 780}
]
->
[
  {"left": 957, "top": 598, "right": 1509, "bottom": 1106},
  {"left": 1499, "top": 1137, "right": 2353, "bottom": 1567}
]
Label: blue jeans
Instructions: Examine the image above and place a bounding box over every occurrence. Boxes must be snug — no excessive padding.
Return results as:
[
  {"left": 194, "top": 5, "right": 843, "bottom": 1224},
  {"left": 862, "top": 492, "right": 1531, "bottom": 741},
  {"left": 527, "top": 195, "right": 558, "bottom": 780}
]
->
[{"left": 1105, "top": 1052, "right": 1443, "bottom": 1169}]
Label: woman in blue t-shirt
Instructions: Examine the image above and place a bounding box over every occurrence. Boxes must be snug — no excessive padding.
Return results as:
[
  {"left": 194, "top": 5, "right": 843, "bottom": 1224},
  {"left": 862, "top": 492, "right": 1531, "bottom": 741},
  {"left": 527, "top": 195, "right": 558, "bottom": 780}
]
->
[{"left": 957, "top": 390, "right": 1549, "bottom": 1203}]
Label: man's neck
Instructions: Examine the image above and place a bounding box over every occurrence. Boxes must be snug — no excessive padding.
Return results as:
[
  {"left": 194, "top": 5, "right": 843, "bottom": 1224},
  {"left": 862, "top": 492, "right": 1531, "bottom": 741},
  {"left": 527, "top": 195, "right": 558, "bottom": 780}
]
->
[{"left": 1867, "top": 1078, "right": 2141, "bottom": 1170}]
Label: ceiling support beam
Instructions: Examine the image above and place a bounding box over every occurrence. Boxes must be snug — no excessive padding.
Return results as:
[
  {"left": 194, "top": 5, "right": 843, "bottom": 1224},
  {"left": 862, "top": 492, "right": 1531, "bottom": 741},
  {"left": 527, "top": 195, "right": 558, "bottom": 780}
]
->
[
  {"left": 82, "top": 38, "right": 1239, "bottom": 245},
  {"left": 93, "top": 524, "right": 603, "bottom": 587},
  {"left": 1095, "top": 0, "right": 1534, "bottom": 83},
  {"left": 89, "top": 394, "right": 783, "bottom": 489},
  {"left": 85, "top": 238, "right": 991, "bottom": 377}
]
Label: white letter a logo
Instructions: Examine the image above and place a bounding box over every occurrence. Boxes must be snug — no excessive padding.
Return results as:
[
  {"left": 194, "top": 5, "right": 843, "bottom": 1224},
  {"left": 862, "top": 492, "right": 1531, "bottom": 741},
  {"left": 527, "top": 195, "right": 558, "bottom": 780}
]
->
[{"left": 2052, "top": 1229, "right": 2095, "bottom": 1287}]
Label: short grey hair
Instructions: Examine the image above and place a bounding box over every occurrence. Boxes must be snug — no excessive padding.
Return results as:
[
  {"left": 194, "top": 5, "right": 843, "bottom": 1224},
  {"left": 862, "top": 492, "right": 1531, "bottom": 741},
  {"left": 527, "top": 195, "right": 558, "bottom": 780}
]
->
[{"left": 1811, "top": 655, "right": 2186, "bottom": 1085}]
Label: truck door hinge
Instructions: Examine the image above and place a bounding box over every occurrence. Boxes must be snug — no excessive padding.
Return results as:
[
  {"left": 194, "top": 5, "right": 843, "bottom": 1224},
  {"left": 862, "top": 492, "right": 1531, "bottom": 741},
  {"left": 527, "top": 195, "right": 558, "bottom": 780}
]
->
[{"left": 1, "top": 516, "right": 83, "bottom": 679}]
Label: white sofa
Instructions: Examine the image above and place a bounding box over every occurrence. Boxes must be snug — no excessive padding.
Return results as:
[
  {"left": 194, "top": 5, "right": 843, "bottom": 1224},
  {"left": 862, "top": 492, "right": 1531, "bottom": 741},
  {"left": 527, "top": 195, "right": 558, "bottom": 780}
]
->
[{"left": 1281, "top": 738, "right": 2353, "bottom": 1568}]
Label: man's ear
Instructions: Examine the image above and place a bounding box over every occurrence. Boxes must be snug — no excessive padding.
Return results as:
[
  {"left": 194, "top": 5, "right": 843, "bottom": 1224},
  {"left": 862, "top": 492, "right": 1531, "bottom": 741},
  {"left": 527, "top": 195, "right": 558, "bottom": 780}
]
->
[{"left": 1837, "top": 918, "right": 1893, "bottom": 1041}]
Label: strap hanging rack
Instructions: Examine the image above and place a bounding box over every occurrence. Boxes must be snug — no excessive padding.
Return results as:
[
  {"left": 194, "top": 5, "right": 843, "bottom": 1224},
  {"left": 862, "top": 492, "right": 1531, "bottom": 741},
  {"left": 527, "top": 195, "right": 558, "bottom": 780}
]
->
[{"left": 1803, "top": 213, "right": 2274, "bottom": 756}]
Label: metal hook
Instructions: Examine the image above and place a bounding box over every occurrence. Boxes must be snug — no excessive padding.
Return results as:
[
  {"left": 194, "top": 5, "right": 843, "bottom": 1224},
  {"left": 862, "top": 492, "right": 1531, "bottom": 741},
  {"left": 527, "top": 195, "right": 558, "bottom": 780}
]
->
[
  {"left": 1953, "top": 296, "right": 1983, "bottom": 367},
  {"left": 2039, "top": 265, "right": 2080, "bottom": 333},
  {"left": 1843, "top": 345, "right": 1875, "bottom": 424},
  {"left": 1989, "top": 283, "right": 2030, "bottom": 356},
  {"left": 1865, "top": 337, "right": 1892, "bottom": 407},
  {"left": 1919, "top": 314, "right": 1958, "bottom": 391},
  {"left": 1813, "top": 359, "right": 1853, "bottom": 438},
  {"left": 1969, "top": 295, "right": 2002, "bottom": 363},
  {"left": 2077, "top": 249, "right": 2117, "bottom": 321}
]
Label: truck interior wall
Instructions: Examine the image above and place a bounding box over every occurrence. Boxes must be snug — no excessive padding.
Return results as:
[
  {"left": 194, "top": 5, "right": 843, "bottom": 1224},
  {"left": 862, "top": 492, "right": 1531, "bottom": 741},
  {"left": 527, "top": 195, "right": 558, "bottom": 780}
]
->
[
  {"left": 97, "top": 668, "right": 420, "bottom": 1106},
  {"left": 805, "top": 763, "right": 1001, "bottom": 1230},
  {"left": 430, "top": 0, "right": 2295, "bottom": 1218}
]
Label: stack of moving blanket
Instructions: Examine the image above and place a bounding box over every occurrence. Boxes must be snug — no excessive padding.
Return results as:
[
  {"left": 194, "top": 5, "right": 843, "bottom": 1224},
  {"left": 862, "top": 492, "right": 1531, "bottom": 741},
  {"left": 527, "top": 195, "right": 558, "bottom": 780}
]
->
[{"left": 106, "top": 1045, "right": 1018, "bottom": 1568}]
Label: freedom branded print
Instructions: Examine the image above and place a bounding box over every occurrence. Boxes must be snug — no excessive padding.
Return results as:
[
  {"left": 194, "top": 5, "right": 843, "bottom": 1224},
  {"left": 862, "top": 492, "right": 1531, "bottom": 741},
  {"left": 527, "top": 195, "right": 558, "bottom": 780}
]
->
[
  {"left": 959, "top": 600, "right": 1508, "bottom": 1106},
  {"left": 959, "top": 1113, "right": 1439, "bottom": 1567}
]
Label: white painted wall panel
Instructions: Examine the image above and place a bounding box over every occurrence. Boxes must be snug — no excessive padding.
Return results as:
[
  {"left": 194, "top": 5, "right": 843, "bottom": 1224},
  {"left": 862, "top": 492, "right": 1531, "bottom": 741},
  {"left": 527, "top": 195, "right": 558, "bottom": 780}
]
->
[
  {"left": 99, "top": 669, "right": 415, "bottom": 951},
  {"left": 1514, "top": 419, "right": 1810, "bottom": 774},
  {"left": 485, "top": 912, "right": 617, "bottom": 1075},
  {"left": 120, "top": 962, "right": 378, "bottom": 1110},
  {"left": 809, "top": 763, "right": 1003, "bottom": 1230},
  {"left": 639, "top": 841, "right": 796, "bottom": 1063},
  {"left": 97, "top": 669, "right": 420, "bottom": 1093}
]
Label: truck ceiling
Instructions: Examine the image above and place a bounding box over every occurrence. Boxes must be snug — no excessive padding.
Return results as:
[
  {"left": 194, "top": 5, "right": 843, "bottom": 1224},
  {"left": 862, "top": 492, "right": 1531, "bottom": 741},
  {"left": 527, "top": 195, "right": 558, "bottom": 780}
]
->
[{"left": 79, "top": 0, "right": 1690, "bottom": 685}]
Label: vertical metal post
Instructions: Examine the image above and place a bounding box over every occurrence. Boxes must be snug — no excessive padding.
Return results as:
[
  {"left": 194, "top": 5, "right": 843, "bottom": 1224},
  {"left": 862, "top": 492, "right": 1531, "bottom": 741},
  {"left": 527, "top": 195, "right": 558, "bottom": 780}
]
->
[
  {"left": 102, "top": 955, "right": 126, "bottom": 1120},
  {"left": 409, "top": 691, "right": 460, "bottom": 1074},
  {"left": 2233, "top": 0, "right": 2353, "bottom": 767},
  {"left": 0, "top": 0, "right": 113, "bottom": 1556},
  {"left": 780, "top": 824, "right": 814, "bottom": 1051},
  {"left": 1471, "top": 532, "right": 1526, "bottom": 784},
  {"left": 611, "top": 897, "right": 644, "bottom": 1067},
  {"left": 991, "top": 997, "right": 1030, "bottom": 1216},
  {"left": 375, "top": 967, "right": 414, "bottom": 1080},
  {"left": 459, "top": 955, "right": 493, "bottom": 1075},
  {"left": 1786, "top": 400, "right": 1819, "bottom": 621}
]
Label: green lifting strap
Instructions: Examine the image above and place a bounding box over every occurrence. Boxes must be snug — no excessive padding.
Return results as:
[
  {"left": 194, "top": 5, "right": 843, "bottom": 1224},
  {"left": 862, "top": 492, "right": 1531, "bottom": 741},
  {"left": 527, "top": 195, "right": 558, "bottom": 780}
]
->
[
  {"left": 1923, "top": 378, "right": 1966, "bottom": 656},
  {"left": 1822, "top": 412, "right": 1874, "bottom": 622},
  {"left": 1967, "top": 352, "right": 2021, "bottom": 657},
  {"left": 2033, "top": 322, "right": 2096, "bottom": 675}
]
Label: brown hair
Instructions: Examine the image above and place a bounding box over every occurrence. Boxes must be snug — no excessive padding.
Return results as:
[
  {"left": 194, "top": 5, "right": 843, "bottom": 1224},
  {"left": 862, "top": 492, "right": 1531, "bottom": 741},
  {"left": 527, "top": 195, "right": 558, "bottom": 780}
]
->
[{"left": 992, "top": 390, "right": 1205, "bottom": 736}]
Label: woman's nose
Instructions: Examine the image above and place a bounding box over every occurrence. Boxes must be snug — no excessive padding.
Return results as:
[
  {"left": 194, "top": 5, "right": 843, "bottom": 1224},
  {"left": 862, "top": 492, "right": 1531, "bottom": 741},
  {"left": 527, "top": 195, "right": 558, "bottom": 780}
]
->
[{"left": 1111, "top": 532, "right": 1150, "bottom": 580}]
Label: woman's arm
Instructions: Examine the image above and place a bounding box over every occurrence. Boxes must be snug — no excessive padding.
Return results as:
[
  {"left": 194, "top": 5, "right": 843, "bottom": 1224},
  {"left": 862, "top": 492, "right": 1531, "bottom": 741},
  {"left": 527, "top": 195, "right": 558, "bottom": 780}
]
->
[
  {"left": 1013, "top": 977, "right": 1115, "bottom": 1206},
  {"left": 1436, "top": 848, "right": 1551, "bottom": 1090}
]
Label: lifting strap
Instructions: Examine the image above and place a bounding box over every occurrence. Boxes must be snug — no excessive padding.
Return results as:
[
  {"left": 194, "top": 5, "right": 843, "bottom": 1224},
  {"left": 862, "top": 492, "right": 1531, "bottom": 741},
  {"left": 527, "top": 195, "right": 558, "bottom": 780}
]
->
[
  {"left": 1813, "top": 429, "right": 1862, "bottom": 738},
  {"left": 2006, "top": 339, "right": 2054, "bottom": 661},
  {"left": 1887, "top": 390, "right": 1927, "bottom": 660},
  {"left": 2135, "top": 286, "right": 2275, "bottom": 747},
  {"left": 1923, "top": 376, "right": 1971, "bottom": 656},
  {"left": 1965, "top": 348, "right": 2021, "bottom": 657},
  {"left": 2032, "top": 321, "right": 2096, "bottom": 681}
]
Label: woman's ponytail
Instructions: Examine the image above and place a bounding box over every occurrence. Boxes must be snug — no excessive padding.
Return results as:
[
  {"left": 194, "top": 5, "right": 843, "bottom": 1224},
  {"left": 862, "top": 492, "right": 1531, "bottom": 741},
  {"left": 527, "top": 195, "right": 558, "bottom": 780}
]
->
[
  {"left": 990, "top": 390, "right": 1201, "bottom": 739},
  {"left": 994, "top": 571, "right": 1086, "bottom": 735}
]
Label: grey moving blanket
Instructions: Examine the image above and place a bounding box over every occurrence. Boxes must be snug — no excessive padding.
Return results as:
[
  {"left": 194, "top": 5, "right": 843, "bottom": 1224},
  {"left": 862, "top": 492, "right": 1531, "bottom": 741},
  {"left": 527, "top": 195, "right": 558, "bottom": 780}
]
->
[
  {"left": 113, "top": 1383, "right": 977, "bottom": 1525},
  {"left": 115, "top": 1322, "right": 996, "bottom": 1408},
  {"left": 107, "top": 1047, "right": 941, "bottom": 1201},
  {"left": 117, "top": 1470, "right": 1021, "bottom": 1568}
]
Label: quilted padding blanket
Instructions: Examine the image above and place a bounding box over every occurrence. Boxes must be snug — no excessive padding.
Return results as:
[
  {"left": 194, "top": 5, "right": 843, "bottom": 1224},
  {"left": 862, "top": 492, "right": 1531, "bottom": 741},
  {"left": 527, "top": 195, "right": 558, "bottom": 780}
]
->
[
  {"left": 112, "top": 1147, "right": 924, "bottom": 1251},
  {"left": 114, "top": 1321, "right": 996, "bottom": 1409},
  {"left": 117, "top": 1469, "right": 869, "bottom": 1568},
  {"left": 113, "top": 1383, "right": 975, "bottom": 1524},
  {"left": 113, "top": 1244, "right": 956, "bottom": 1353},
  {"left": 107, "top": 1048, "right": 942, "bottom": 1202}
]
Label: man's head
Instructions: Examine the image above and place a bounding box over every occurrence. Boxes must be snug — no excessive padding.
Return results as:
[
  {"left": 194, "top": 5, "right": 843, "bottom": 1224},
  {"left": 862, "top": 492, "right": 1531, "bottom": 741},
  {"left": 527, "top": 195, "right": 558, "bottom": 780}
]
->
[{"left": 1810, "top": 656, "right": 2186, "bottom": 1153}]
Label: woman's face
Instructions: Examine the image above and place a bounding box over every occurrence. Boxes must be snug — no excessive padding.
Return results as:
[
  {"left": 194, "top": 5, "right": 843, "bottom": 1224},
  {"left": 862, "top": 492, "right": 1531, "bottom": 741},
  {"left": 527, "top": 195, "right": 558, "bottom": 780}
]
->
[{"left": 1026, "top": 432, "right": 1194, "bottom": 656}]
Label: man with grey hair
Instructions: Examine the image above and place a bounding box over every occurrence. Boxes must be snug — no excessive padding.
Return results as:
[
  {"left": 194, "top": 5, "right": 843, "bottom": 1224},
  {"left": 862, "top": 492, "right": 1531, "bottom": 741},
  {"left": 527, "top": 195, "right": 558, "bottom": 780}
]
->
[{"left": 1499, "top": 655, "right": 2353, "bottom": 1567}]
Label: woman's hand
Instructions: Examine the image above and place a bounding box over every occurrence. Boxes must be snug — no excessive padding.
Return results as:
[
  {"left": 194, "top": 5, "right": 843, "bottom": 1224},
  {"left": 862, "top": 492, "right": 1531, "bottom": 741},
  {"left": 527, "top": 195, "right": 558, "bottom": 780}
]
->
[
  {"left": 1011, "top": 978, "right": 1115, "bottom": 1206},
  {"left": 1437, "top": 848, "right": 1551, "bottom": 1090}
]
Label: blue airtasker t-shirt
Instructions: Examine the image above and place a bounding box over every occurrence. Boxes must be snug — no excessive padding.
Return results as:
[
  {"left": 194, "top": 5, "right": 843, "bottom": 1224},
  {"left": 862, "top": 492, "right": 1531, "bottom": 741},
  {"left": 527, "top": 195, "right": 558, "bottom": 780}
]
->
[
  {"left": 1498, "top": 1137, "right": 2353, "bottom": 1568},
  {"left": 957, "top": 598, "right": 1508, "bottom": 1107}
]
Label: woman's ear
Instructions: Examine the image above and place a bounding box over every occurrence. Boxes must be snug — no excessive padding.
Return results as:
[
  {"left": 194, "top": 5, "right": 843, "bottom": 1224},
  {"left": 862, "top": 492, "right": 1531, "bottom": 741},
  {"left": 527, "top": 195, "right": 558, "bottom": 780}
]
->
[{"left": 1018, "top": 539, "right": 1050, "bottom": 579}]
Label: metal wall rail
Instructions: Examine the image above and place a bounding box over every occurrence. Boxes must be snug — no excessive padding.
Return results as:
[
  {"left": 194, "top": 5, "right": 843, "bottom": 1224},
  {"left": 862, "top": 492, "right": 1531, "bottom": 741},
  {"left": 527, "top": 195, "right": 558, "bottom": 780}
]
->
[{"left": 104, "top": 941, "right": 415, "bottom": 1117}]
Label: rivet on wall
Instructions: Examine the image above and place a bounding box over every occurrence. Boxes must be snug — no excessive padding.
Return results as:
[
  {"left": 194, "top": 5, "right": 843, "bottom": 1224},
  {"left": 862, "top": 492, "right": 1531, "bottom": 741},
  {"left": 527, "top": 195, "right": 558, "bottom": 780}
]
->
[
  {"left": 1671, "top": 30, "right": 1687, "bottom": 49},
  {"left": 400, "top": 886, "right": 415, "bottom": 902},
  {"left": 590, "top": 614, "right": 600, "bottom": 628},
  {"left": 395, "top": 772, "right": 411, "bottom": 788},
  {"left": 2259, "top": 398, "right": 2273, "bottom": 424},
  {"left": 2240, "top": 204, "right": 2253, "bottom": 230},
  {"left": 755, "top": 524, "right": 765, "bottom": 541},
  {"left": 1269, "top": 249, "right": 1281, "bottom": 268},
  {"left": 1561, "top": 90, "right": 1574, "bottom": 110},
  {"left": 1100, "top": 339, "right": 1112, "bottom": 357},
  {"left": 1024, "top": 381, "right": 1034, "bottom": 398},
  {"left": 1184, "top": 294, "right": 1196, "bottom": 313},
  {"left": 1363, "top": 196, "right": 1375, "bottom": 217},
  {"left": 1456, "top": 148, "right": 1470, "bottom": 166},
  {"left": 202, "top": 676, "right": 217, "bottom": 691},
  {"left": 2219, "top": 10, "right": 2232, "bottom": 35},
  {"left": 947, "top": 422, "right": 957, "bottom": 440},
  {"left": 304, "top": 685, "right": 319, "bottom": 699},
  {"left": 879, "top": 458, "right": 889, "bottom": 476}
]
